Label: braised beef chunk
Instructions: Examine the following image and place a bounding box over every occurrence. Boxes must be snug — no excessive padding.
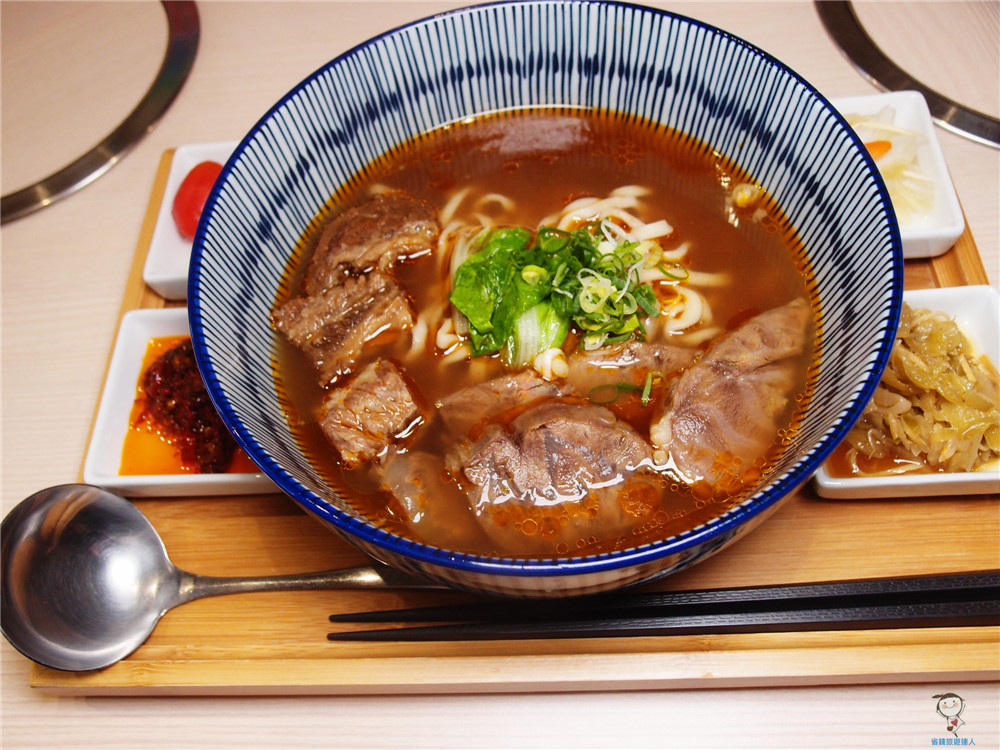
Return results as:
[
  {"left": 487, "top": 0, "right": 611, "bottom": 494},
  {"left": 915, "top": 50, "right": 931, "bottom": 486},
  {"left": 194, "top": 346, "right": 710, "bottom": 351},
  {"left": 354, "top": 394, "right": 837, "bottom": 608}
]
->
[
  {"left": 271, "top": 190, "right": 434, "bottom": 389},
  {"left": 566, "top": 339, "right": 697, "bottom": 395},
  {"left": 650, "top": 298, "right": 811, "bottom": 490},
  {"left": 319, "top": 359, "right": 422, "bottom": 468},
  {"left": 140, "top": 338, "right": 236, "bottom": 473},
  {"left": 435, "top": 371, "right": 562, "bottom": 439},
  {"left": 451, "top": 401, "right": 656, "bottom": 554},
  {"left": 304, "top": 191, "right": 439, "bottom": 295},
  {"left": 272, "top": 271, "right": 414, "bottom": 387}
]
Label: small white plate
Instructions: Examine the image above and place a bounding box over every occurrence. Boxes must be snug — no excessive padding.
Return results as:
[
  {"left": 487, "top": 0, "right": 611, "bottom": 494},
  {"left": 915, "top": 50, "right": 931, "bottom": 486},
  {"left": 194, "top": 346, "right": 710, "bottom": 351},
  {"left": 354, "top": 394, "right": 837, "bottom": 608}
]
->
[
  {"left": 82, "top": 307, "right": 276, "bottom": 497},
  {"left": 142, "top": 141, "right": 238, "bottom": 300},
  {"left": 830, "top": 91, "right": 965, "bottom": 259},
  {"left": 814, "top": 285, "right": 1000, "bottom": 499}
]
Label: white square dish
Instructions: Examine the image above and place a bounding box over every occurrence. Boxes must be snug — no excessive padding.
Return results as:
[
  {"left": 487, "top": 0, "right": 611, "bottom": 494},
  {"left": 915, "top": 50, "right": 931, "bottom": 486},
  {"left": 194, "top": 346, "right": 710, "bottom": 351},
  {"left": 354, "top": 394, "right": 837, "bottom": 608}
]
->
[
  {"left": 813, "top": 285, "right": 1000, "bottom": 499},
  {"left": 830, "top": 91, "right": 965, "bottom": 259},
  {"left": 82, "top": 307, "right": 277, "bottom": 497},
  {"left": 142, "top": 141, "right": 238, "bottom": 300}
]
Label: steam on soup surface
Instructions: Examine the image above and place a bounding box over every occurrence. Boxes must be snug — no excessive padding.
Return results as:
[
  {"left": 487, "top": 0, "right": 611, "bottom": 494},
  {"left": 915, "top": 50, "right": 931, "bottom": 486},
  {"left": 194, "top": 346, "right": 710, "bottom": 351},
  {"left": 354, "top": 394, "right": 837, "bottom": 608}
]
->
[{"left": 272, "top": 108, "right": 817, "bottom": 558}]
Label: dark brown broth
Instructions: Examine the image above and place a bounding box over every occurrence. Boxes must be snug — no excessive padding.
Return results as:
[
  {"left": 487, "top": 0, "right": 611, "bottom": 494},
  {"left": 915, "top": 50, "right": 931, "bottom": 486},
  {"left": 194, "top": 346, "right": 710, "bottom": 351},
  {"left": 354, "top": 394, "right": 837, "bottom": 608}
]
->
[{"left": 273, "top": 108, "right": 816, "bottom": 558}]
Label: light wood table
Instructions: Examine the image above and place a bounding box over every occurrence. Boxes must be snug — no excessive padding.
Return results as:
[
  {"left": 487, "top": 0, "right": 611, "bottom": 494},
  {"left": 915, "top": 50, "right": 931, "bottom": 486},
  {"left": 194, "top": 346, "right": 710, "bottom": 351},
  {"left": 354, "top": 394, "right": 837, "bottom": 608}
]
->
[{"left": 2, "top": 2, "right": 998, "bottom": 747}]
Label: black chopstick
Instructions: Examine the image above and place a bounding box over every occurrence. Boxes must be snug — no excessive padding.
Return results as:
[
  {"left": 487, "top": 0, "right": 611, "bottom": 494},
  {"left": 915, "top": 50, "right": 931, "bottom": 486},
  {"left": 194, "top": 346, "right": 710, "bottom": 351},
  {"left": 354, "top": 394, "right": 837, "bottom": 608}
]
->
[
  {"left": 327, "top": 598, "right": 999, "bottom": 641},
  {"left": 327, "top": 571, "right": 1000, "bottom": 642},
  {"left": 331, "top": 571, "right": 999, "bottom": 622}
]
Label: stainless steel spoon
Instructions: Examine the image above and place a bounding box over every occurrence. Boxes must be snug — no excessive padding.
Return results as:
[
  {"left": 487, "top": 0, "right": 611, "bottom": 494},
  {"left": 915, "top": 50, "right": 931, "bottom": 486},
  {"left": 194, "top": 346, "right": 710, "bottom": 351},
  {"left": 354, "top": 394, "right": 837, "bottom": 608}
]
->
[{"left": 0, "top": 483, "right": 437, "bottom": 672}]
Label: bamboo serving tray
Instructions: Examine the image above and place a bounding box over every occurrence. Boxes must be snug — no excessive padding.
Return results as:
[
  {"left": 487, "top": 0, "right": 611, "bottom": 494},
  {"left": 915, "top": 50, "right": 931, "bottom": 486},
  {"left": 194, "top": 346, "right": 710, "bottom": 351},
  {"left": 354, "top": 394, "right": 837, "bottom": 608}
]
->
[{"left": 35, "top": 150, "right": 999, "bottom": 695}]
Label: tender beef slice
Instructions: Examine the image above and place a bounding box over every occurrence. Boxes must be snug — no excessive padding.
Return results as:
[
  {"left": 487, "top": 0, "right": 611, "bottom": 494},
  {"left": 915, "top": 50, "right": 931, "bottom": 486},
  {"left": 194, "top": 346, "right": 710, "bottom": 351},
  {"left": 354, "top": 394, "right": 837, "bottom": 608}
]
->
[
  {"left": 650, "top": 298, "right": 812, "bottom": 490},
  {"left": 375, "top": 448, "right": 493, "bottom": 550},
  {"left": 434, "top": 371, "right": 562, "bottom": 439},
  {"left": 272, "top": 271, "right": 414, "bottom": 387},
  {"left": 304, "top": 191, "right": 439, "bottom": 295},
  {"left": 452, "top": 401, "right": 657, "bottom": 554},
  {"left": 462, "top": 402, "right": 654, "bottom": 503},
  {"left": 318, "top": 359, "right": 422, "bottom": 468},
  {"left": 566, "top": 339, "right": 698, "bottom": 395}
]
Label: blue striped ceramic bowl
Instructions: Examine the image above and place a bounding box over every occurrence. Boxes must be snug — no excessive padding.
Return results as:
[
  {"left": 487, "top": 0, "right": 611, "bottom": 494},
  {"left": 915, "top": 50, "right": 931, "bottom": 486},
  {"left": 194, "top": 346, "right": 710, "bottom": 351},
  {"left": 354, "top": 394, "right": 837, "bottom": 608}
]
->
[{"left": 189, "top": 1, "right": 902, "bottom": 597}]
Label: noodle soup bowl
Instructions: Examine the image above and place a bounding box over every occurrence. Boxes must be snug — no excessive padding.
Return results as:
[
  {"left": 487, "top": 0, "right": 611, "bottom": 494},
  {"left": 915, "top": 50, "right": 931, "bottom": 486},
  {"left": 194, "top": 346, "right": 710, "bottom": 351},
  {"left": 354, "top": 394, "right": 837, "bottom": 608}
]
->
[{"left": 189, "top": 1, "right": 903, "bottom": 597}]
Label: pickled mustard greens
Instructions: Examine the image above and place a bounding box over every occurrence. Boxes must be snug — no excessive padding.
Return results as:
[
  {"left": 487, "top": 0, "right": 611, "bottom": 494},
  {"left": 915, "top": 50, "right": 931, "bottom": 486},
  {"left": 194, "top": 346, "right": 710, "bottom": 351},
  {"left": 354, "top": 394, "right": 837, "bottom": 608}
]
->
[{"left": 842, "top": 303, "right": 1000, "bottom": 474}]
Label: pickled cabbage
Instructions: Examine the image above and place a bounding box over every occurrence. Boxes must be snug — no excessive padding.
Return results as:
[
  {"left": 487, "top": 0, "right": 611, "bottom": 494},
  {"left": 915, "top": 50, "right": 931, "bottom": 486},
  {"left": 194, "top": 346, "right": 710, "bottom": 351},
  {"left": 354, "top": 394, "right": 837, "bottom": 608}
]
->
[
  {"left": 845, "top": 107, "right": 935, "bottom": 224},
  {"left": 842, "top": 303, "right": 1000, "bottom": 474}
]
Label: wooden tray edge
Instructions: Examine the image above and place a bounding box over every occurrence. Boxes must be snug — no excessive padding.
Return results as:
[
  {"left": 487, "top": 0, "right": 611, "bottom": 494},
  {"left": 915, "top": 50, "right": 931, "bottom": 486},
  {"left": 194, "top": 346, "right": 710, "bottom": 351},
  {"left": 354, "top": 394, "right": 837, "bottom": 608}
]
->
[
  {"left": 929, "top": 209, "right": 989, "bottom": 287},
  {"left": 30, "top": 626, "right": 1000, "bottom": 695},
  {"left": 45, "top": 149, "right": 996, "bottom": 696}
]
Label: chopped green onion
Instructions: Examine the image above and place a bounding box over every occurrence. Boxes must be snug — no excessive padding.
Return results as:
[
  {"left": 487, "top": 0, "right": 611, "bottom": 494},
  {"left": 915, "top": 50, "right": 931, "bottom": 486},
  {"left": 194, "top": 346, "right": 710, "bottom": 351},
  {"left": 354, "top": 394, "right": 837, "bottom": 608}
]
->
[
  {"left": 521, "top": 264, "right": 549, "bottom": 285},
  {"left": 603, "top": 331, "right": 636, "bottom": 345},
  {"left": 658, "top": 261, "right": 689, "bottom": 281},
  {"left": 588, "top": 381, "right": 641, "bottom": 404},
  {"left": 552, "top": 261, "right": 570, "bottom": 287},
  {"left": 640, "top": 371, "right": 658, "bottom": 406},
  {"left": 586, "top": 372, "right": 661, "bottom": 407},
  {"left": 619, "top": 293, "right": 638, "bottom": 316},
  {"left": 634, "top": 286, "right": 662, "bottom": 316}
]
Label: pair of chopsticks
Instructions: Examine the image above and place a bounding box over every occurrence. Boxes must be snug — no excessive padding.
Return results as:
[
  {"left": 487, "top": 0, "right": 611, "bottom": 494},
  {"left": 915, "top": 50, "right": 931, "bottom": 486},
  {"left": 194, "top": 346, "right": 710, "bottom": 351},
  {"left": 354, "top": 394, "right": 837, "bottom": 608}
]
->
[{"left": 327, "top": 570, "right": 999, "bottom": 642}]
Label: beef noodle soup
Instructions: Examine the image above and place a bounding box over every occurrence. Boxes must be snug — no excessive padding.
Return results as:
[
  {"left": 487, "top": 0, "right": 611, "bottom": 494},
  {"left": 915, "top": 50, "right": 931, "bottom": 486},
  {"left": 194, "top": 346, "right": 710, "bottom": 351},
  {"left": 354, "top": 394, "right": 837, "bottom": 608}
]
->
[{"left": 272, "top": 108, "right": 817, "bottom": 558}]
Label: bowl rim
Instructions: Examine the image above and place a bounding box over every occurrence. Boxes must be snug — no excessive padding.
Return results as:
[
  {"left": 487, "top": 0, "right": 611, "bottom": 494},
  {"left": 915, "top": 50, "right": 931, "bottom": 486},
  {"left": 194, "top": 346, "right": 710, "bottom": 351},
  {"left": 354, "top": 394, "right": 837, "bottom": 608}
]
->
[{"left": 189, "top": 0, "right": 903, "bottom": 577}]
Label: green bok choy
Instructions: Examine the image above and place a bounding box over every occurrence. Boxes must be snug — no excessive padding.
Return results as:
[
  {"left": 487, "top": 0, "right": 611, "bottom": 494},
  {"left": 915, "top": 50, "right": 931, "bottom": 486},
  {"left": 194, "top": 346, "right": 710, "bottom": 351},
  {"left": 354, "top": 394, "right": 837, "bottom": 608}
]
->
[{"left": 449, "top": 219, "right": 673, "bottom": 367}]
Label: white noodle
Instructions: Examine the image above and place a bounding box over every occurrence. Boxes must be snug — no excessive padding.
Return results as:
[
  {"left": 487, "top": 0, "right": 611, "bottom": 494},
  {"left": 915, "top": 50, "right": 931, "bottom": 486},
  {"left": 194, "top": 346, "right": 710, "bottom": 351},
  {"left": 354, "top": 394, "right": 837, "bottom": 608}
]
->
[
  {"left": 604, "top": 208, "right": 645, "bottom": 231},
  {"left": 435, "top": 316, "right": 463, "bottom": 351},
  {"left": 405, "top": 315, "right": 429, "bottom": 361},
  {"left": 549, "top": 194, "right": 642, "bottom": 230},
  {"left": 436, "top": 220, "right": 465, "bottom": 273},
  {"left": 684, "top": 269, "right": 731, "bottom": 287},
  {"left": 452, "top": 307, "right": 469, "bottom": 336},
  {"left": 632, "top": 219, "right": 672, "bottom": 240},
  {"left": 440, "top": 343, "right": 472, "bottom": 364},
  {"left": 676, "top": 325, "right": 723, "bottom": 347},
  {"left": 532, "top": 348, "right": 569, "bottom": 380},
  {"left": 448, "top": 226, "right": 480, "bottom": 281},
  {"left": 662, "top": 287, "right": 705, "bottom": 332},
  {"left": 476, "top": 193, "right": 516, "bottom": 213},
  {"left": 610, "top": 185, "right": 650, "bottom": 197},
  {"left": 661, "top": 241, "right": 690, "bottom": 261},
  {"left": 439, "top": 187, "right": 470, "bottom": 226}
]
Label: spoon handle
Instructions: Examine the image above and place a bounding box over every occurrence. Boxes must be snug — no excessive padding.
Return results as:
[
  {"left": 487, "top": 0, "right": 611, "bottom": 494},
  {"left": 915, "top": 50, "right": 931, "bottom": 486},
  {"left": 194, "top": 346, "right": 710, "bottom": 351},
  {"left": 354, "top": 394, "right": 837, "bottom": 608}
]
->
[{"left": 178, "top": 562, "right": 443, "bottom": 603}]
